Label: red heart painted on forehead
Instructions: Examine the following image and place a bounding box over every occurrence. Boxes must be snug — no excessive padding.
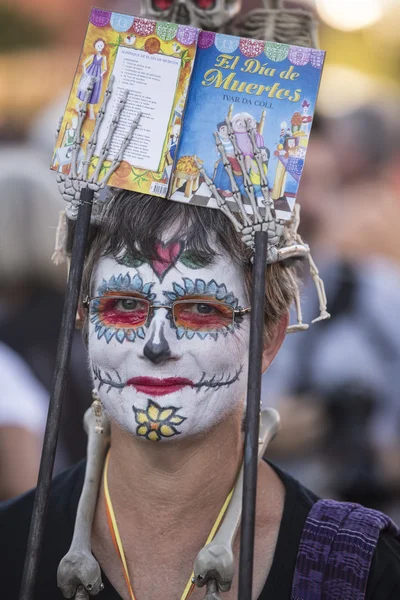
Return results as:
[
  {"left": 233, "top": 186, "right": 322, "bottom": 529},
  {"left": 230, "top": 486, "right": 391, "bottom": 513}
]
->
[{"left": 152, "top": 241, "right": 184, "bottom": 282}]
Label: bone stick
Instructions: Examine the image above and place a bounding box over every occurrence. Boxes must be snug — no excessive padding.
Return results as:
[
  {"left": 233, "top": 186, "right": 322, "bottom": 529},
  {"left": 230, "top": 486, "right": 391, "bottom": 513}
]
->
[
  {"left": 90, "top": 90, "right": 129, "bottom": 184},
  {"left": 70, "top": 79, "right": 95, "bottom": 180},
  {"left": 98, "top": 110, "right": 142, "bottom": 188},
  {"left": 58, "top": 406, "right": 111, "bottom": 599},
  {"left": 193, "top": 408, "right": 280, "bottom": 594},
  {"left": 247, "top": 122, "right": 273, "bottom": 223},
  {"left": 213, "top": 131, "right": 252, "bottom": 228},
  {"left": 226, "top": 118, "right": 262, "bottom": 224},
  {"left": 81, "top": 76, "right": 115, "bottom": 182}
]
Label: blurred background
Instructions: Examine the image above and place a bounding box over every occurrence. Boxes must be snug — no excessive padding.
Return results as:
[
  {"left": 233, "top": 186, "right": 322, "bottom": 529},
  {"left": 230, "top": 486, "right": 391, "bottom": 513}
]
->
[{"left": 0, "top": 0, "right": 399, "bottom": 517}]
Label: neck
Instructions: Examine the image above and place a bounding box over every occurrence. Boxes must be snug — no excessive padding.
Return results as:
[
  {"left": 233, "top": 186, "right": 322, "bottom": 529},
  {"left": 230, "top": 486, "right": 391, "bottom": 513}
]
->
[{"left": 107, "top": 409, "right": 243, "bottom": 525}]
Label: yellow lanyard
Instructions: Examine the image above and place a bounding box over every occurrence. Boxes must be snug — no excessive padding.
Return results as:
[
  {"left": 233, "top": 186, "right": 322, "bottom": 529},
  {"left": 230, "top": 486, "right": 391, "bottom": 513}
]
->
[{"left": 104, "top": 449, "right": 235, "bottom": 600}]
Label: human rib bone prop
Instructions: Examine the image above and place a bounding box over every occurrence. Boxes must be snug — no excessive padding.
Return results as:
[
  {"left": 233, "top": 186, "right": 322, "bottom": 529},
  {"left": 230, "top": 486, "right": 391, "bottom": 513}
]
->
[
  {"left": 57, "top": 75, "right": 142, "bottom": 225},
  {"left": 57, "top": 399, "right": 111, "bottom": 599},
  {"left": 140, "top": 0, "right": 241, "bottom": 31},
  {"left": 198, "top": 115, "right": 330, "bottom": 330},
  {"left": 193, "top": 408, "right": 280, "bottom": 598}
]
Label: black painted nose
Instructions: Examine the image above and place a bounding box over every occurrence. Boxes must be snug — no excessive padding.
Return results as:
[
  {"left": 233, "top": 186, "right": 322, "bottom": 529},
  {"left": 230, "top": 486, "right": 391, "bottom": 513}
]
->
[{"left": 143, "top": 325, "right": 171, "bottom": 364}]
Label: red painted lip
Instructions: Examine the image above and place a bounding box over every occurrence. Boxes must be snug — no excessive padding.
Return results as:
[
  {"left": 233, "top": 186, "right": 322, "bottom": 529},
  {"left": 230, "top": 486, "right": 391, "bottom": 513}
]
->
[{"left": 127, "top": 377, "right": 194, "bottom": 396}]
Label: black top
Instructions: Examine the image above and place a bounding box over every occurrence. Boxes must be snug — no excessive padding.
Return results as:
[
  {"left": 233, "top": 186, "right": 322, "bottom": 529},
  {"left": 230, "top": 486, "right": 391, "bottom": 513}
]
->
[{"left": 0, "top": 461, "right": 399, "bottom": 599}]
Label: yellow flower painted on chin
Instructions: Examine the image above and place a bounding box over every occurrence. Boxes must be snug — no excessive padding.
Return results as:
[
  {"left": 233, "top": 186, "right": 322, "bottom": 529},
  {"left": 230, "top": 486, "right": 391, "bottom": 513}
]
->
[{"left": 133, "top": 399, "right": 186, "bottom": 442}]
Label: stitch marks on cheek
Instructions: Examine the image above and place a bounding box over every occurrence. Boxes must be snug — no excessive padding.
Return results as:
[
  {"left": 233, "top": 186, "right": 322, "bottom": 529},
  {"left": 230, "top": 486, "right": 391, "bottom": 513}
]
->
[{"left": 133, "top": 399, "right": 186, "bottom": 441}]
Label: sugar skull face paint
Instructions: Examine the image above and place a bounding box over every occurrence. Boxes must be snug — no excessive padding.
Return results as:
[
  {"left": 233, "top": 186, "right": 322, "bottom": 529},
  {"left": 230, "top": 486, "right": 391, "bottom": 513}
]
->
[{"left": 88, "top": 244, "right": 251, "bottom": 441}]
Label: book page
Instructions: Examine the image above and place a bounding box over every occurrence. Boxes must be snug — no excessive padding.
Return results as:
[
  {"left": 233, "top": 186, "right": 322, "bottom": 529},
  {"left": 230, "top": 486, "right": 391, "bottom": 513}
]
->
[
  {"left": 52, "top": 9, "right": 198, "bottom": 197},
  {"left": 96, "top": 47, "right": 181, "bottom": 172}
]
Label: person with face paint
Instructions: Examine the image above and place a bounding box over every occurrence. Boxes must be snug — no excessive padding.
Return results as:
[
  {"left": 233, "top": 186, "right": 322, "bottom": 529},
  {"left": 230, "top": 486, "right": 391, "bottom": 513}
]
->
[
  {"left": 1, "top": 189, "right": 400, "bottom": 600},
  {"left": 2, "top": 2, "right": 400, "bottom": 599}
]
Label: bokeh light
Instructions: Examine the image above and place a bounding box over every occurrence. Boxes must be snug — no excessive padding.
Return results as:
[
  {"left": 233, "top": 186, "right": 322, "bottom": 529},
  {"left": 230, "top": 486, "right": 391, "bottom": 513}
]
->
[{"left": 316, "top": 0, "right": 384, "bottom": 32}]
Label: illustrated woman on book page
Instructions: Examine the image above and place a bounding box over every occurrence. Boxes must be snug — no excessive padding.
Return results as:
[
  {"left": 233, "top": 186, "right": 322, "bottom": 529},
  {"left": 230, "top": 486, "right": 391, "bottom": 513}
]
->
[{"left": 76, "top": 39, "right": 108, "bottom": 120}]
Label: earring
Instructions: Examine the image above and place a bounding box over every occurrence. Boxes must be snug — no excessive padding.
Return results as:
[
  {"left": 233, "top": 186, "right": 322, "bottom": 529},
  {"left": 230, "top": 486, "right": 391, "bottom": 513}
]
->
[{"left": 91, "top": 389, "right": 104, "bottom": 434}]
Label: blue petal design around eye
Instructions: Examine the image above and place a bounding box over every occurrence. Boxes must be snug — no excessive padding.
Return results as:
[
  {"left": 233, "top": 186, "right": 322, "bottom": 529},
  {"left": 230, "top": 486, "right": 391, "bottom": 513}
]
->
[
  {"left": 142, "top": 282, "right": 153, "bottom": 296},
  {"left": 132, "top": 274, "right": 143, "bottom": 290},
  {"left": 96, "top": 325, "right": 106, "bottom": 339},
  {"left": 91, "top": 314, "right": 98, "bottom": 323},
  {"left": 173, "top": 283, "right": 185, "bottom": 297},
  {"left": 216, "top": 284, "right": 227, "bottom": 300},
  {"left": 116, "top": 274, "right": 124, "bottom": 287},
  {"left": 195, "top": 279, "right": 206, "bottom": 294},
  {"left": 209, "top": 332, "right": 218, "bottom": 341},
  {"left": 176, "top": 327, "right": 186, "bottom": 340},
  {"left": 149, "top": 293, "right": 157, "bottom": 302},
  {"left": 116, "top": 329, "right": 126, "bottom": 344},
  {"left": 225, "top": 293, "right": 235, "bottom": 306},
  {"left": 164, "top": 292, "right": 178, "bottom": 302},
  {"left": 137, "top": 327, "right": 145, "bottom": 339},
  {"left": 186, "top": 330, "right": 195, "bottom": 340},
  {"left": 197, "top": 332, "right": 208, "bottom": 340},
  {"left": 126, "top": 329, "right": 136, "bottom": 342},
  {"left": 183, "top": 278, "right": 195, "bottom": 294},
  {"left": 207, "top": 280, "right": 218, "bottom": 296},
  {"left": 105, "top": 328, "right": 115, "bottom": 343},
  {"left": 122, "top": 273, "right": 131, "bottom": 288},
  {"left": 109, "top": 275, "right": 117, "bottom": 288}
]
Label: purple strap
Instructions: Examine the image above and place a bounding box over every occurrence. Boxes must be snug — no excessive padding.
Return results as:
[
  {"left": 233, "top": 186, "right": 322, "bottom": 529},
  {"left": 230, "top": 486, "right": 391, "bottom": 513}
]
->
[{"left": 291, "top": 499, "right": 400, "bottom": 600}]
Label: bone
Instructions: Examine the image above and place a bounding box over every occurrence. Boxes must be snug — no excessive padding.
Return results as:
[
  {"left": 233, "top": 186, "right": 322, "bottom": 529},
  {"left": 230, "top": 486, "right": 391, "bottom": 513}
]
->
[
  {"left": 193, "top": 409, "right": 280, "bottom": 595},
  {"left": 81, "top": 76, "right": 115, "bottom": 182},
  {"left": 90, "top": 90, "right": 129, "bottom": 184},
  {"left": 198, "top": 159, "right": 243, "bottom": 233},
  {"left": 70, "top": 78, "right": 95, "bottom": 180},
  {"left": 213, "top": 130, "right": 252, "bottom": 228},
  {"left": 58, "top": 404, "right": 110, "bottom": 598},
  {"left": 98, "top": 110, "right": 142, "bottom": 188}
]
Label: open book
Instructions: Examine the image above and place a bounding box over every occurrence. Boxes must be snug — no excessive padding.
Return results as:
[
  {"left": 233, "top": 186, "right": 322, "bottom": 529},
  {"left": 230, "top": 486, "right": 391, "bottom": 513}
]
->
[{"left": 52, "top": 7, "right": 325, "bottom": 219}]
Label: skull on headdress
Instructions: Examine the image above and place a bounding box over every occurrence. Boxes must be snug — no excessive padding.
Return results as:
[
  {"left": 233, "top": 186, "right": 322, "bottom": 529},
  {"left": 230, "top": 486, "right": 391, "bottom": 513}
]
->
[{"left": 140, "top": 0, "right": 241, "bottom": 31}]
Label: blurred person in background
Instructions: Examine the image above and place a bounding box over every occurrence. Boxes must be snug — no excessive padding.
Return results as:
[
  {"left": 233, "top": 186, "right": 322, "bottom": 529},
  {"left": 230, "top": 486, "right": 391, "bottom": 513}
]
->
[
  {"left": 263, "top": 103, "right": 400, "bottom": 518},
  {"left": 0, "top": 118, "right": 91, "bottom": 499}
]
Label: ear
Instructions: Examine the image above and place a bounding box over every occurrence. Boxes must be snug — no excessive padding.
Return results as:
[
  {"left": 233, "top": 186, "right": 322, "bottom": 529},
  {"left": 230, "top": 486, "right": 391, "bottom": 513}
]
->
[{"left": 261, "top": 312, "right": 289, "bottom": 374}]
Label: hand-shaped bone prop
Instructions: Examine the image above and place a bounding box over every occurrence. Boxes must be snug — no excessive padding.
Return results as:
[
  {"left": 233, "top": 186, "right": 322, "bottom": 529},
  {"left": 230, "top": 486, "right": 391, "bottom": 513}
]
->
[
  {"left": 193, "top": 409, "right": 280, "bottom": 599},
  {"left": 19, "top": 79, "right": 141, "bottom": 600},
  {"left": 58, "top": 400, "right": 111, "bottom": 600}
]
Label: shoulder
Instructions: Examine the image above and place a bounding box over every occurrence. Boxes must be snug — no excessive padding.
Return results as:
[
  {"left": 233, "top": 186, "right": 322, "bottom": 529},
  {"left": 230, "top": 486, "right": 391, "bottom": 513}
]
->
[
  {"left": 367, "top": 528, "right": 400, "bottom": 599},
  {"left": 0, "top": 461, "right": 86, "bottom": 600}
]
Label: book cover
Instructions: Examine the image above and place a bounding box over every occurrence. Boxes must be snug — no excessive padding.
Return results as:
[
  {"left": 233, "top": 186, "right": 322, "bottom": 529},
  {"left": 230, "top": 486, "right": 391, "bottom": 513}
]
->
[
  {"left": 51, "top": 8, "right": 199, "bottom": 197},
  {"left": 170, "top": 32, "right": 325, "bottom": 220}
]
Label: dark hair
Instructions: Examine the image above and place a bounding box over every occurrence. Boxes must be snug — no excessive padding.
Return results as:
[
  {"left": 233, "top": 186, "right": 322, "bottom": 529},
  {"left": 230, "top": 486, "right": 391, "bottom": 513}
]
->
[
  {"left": 81, "top": 191, "right": 297, "bottom": 344},
  {"left": 217, "top": 122, "right": 227, "bottom": 131}
]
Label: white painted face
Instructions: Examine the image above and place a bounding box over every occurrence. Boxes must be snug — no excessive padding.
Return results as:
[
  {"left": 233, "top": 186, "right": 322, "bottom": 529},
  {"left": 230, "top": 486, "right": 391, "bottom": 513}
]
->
[{"left": 88, "top": 243, "right": 250, "bottom": 442}]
